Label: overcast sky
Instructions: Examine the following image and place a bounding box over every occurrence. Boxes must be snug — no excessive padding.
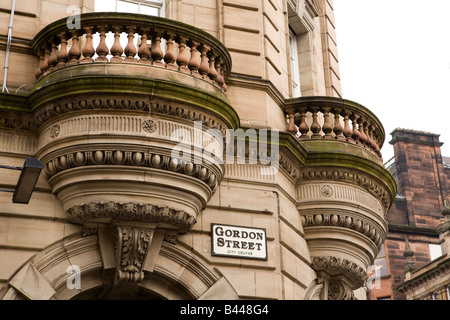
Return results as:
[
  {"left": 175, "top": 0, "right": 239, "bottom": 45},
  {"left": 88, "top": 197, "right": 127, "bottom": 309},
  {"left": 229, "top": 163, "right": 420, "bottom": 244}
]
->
[{"left": 333, "top": 0, "right": 450, "bottom": 163}]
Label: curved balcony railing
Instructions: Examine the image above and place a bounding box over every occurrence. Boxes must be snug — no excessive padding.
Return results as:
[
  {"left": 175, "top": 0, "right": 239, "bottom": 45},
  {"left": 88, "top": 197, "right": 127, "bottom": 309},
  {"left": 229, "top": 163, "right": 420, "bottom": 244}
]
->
[
  {"left": 31, "top": 12, "right": 231, "bottom": 93},
  {"left": 284, "top": 96, "right": 385, "bottom": 159}
]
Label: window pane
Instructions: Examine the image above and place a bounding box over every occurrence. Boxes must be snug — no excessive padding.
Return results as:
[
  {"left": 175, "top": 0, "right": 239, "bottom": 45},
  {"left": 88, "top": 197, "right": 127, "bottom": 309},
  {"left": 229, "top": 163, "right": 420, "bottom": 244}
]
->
[
  {"left": 95, "top": 0, "right": 117, "bottom": 11},
  {"left": 288, "top": 29, "right": 301, "bottom": 97},
  {"left": 377, "top": 245, "right": 386, "bottom": 258},
  {"left": 375, "top": 258, "right": 388, "bottom": 277},
  {"left": 429, "top": 244, "right": 442, "bottom": 260},
  {"left": 140, "top": 5, "right": 159, "bottom": 16},
  {"left": 95, "top": 0, "right": 163, "bottom": 16},
  {"left": 117, "top": 1, "right": 139, "bottom": 13}
]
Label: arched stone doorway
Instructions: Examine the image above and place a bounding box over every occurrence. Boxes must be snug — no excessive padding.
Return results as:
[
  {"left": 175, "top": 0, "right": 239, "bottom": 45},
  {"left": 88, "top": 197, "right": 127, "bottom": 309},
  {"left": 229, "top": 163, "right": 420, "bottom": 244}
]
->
[{"left": 3, "top": 232, "right": 238, "bottom": 300}]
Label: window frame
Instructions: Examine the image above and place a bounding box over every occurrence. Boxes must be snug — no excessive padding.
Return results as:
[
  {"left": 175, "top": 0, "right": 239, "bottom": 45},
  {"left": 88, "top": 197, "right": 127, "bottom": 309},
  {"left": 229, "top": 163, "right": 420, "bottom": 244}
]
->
[
  {"left": 374, "top": 244, "right": 389, "bottom": 277},
  {"left": 95, "top": 0, "right": 165, "bottom": 17},
  {"left": 288, "top": 27, "right": 301, "bottom": 98}
]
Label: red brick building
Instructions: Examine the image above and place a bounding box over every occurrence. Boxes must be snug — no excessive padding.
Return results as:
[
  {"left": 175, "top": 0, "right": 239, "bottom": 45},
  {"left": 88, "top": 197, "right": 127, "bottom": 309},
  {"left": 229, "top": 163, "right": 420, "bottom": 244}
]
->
[{"left": 369, "top": 128, "right": 449, "bottom": 300}]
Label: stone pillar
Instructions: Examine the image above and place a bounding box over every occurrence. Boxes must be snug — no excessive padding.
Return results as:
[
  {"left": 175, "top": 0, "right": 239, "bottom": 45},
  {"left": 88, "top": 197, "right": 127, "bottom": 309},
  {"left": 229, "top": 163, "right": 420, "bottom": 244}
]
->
[{"left": 438, "top": 206, "right": 450, "bottom": 257}]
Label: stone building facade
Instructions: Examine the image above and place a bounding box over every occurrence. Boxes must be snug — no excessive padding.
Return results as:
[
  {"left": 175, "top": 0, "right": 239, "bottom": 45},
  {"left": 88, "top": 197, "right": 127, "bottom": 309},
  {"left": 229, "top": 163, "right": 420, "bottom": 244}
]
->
[
  {"left": 0, "top": 0, "right": 396, "bottom": 300},
  {"left": 397, "top": 218, "right": 450, "bottom": 300},
  {"left": 368, "top": 129, "right": 450, "bottom": 300}
]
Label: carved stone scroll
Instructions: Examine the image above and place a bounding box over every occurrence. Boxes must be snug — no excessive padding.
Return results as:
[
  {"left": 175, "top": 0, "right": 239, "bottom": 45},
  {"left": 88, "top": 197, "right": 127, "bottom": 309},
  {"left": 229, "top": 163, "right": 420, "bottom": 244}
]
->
[
  {"left": 311, "top": 256, "right": 367, "bottom": 290},
  {"left": 114, "top": 222, "right": 154, "bottom": 283}
]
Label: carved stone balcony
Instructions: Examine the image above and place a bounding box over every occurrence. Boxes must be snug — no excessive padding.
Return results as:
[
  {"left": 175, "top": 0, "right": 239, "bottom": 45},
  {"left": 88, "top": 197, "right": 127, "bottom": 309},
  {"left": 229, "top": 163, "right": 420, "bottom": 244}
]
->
[
  {"left": 284, "top": 96, "right": 396, "bottom": 297},
  {"left": 27, "top": 13, "right": 239, "bottom": 285}
]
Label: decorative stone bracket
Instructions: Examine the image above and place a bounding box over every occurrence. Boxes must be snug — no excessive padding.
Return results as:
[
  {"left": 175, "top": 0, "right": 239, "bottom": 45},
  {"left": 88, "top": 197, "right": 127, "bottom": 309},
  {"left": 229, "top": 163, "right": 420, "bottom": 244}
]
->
[
  {"left": 114, "top": 221, "right": 154, "bottom": 283},
  {"left": 311, "top": 256, "right": 367, "bottom": 300},
  {"left": 96, "top": 219, "right": 169, "bottom": 289}
]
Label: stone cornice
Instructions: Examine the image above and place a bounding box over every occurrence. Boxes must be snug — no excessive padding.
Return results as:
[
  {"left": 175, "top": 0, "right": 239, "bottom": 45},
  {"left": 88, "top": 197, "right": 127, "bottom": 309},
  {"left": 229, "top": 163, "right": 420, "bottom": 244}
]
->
[
  {"left": 387, "top": 223, "right": 439, "bottom": 237},
  {"left": 0, "top": 93, "right": 31, "bottom": 112},
  {"left": 30, "top": 74, "right": 239, "bottom": 130},
  {"left": 389, "top": 128, "right": 443, "bottom": 147},
  {"left": 227, "top": 73, "right": 287, "bottom": 110},
  {"left": 302, "top": 212, "right": 385, "bottom": 248},
  {"left": 397, "top": 256, "right": 450, "bottom": 293},
  {"left": 67, "top": 201, "right": 197, "bottom": 231},
  {"left": 300, "top": 167, "right": 394, "bottom": 210},
  {"left": 0, "top": 35, "right": 34, "bottom": 56},
  {"left": 311, "top": 256, "right": 367, "bottom": 289},
  {"left": 43, "top": 148, "right": 221, "bottom": 192}
]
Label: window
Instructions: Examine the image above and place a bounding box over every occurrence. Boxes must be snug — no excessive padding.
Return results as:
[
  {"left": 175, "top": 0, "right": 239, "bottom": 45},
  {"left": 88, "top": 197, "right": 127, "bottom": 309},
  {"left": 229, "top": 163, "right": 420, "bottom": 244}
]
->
[
  {"left": 289, "top": 28, "right": 301, "bottom": 97},
  {"left": 429, "top": 244, "right": 443, "bottom": 260},
  {"left": 95, "top": 0, "right": 164, "bottom": 17},
  {"left": 432, "top": 292, "right": 440, "bottom": 300},
  {"left": 92, "top": 0, "right": 165, "bottom": 61},
  {"left": 374, "top": 245, "right": 389, "bottom": 277}
]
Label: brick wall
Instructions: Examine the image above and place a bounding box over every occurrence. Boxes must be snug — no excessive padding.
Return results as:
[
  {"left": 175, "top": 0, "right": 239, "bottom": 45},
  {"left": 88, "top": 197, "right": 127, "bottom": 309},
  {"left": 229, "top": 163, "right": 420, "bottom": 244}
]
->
[{"left": 371, "top": 129, "right": 447, "bottom": 300}]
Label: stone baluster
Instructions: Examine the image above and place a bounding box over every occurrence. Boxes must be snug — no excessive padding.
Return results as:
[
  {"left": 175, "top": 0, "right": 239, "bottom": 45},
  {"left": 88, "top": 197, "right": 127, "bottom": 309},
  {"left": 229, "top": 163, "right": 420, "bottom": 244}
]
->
[
  {"left": 287, "top": 110, "right": 297, "bottom": 135},
  {"left": 358, "top": 118, "right": 368, "bottom": 146},
  {"left": 369, "top": 125, "right": 380, "bottom": 154},
  {"left": 351, "top": 114, "right": 361, "bottom": 143},
  {"left": 56, "top": 32, "right": 69, "bottom": 68},
  {"left": 215, "top": 58, "right": 224, "bottom": 89},
  {"left": 322, "top": 107, "right": 333, "bottom": 139},
  {"left": 310, "top": 108, "right": 322, "bottom": 139},
  {"left": 151, "top": 30, "right": 164, "bottom": 67},
  {"left": 333, "top": 108, "right": 345, "bottom": 140},
  {"left": 95, "top": 25, "right": 109, "bottom": 62},
  {"left": 32, "top": 18, "right": 231, "bottom": 96},
  {"left": 34, "top": 49, "right": 45, "bottom": 79},
  {"left": 221, "top": 68, "right": 228, "bottom": 92},
  {"left": 371, "top": 128, "right": 381, "bottom": 156},
  {"left": 67, "top": 30, "right": 81, "bottom": 65},
  {"left": 364, "top": 122, "right": 373, "bottom": 150},
  {"left": 198, "top": 45, "right": 211, "bottom": 80},
  {"left": 138, "top": 28, "right": 151, "bottom": 64},
  {"left": 110, "top": 26, "right": 124, "bottom": 62},
  {"left": 81, "top": 27, "right": 95, "bottom": 63},
  {"left": 124, "top": 27, "right": 137, "bottom": 62},
  {"left": 176, "top": 36, "right": 190, "bottom": 73},
  {"left": 163, "top": 32, "right": 177, "bottom": 70},
  {"left": 188, "top": 40, "right": 201, "bottom": 77},
  {"left": 295, "top": 108, "right": 310, "bottom": 140},
  {"left": 41, "top": 44, "right": 51, "bottom": 76},
  {"left": 207, "top": 52, "right": 218, "bottom": 82},
  {"left": 342, "top": 110, "right": 353, "bottom": 142},
  {"left": 48, "top": 40, "right": 59, "bottom": 71}
]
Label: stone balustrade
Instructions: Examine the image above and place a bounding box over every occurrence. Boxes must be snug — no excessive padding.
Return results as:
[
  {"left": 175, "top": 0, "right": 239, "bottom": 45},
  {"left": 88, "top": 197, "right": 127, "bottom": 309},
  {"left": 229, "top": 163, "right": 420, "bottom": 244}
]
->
[
  {"left": 31, "top": 12, "right": 231, "bottom": 93},
  {"left": 285, "top": 96, "right": 385, "bottom": 159}
]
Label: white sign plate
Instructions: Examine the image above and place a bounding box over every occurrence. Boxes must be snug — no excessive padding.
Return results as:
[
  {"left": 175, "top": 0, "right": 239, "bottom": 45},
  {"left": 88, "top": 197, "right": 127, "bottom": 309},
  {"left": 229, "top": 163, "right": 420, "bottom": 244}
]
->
[{"left": 211, "top": 223, "right": 268, "bottom": 260}]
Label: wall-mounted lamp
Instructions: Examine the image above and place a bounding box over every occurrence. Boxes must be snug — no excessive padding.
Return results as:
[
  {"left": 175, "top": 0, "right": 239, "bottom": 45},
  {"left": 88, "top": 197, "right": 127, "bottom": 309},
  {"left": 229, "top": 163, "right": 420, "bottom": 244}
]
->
[{"left": 0, "top": 157, "right": 43, "bottom": 204}]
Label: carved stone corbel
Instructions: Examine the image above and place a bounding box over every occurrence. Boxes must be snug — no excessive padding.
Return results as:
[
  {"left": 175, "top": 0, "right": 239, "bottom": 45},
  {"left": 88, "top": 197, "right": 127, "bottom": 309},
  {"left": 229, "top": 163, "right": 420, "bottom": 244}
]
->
[
  {"left": 328, "top": 277, "right": 355, "bottom": 300},
  {"left": 310, "top": 256, "right": 366, "bottom": 300},
  {"left": 113, "top": 220, "right": 156, "bottom": 284}
]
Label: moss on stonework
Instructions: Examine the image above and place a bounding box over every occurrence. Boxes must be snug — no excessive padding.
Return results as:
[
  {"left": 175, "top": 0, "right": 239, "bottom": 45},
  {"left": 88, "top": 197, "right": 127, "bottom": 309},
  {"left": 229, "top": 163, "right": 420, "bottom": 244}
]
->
[
  {"left": 30, "top": 74, "right": 240, "bottom": 130},
  {"left": 303, "top": 140, "right": 396, "bottom": 196},
  {"left": 0, "top": 92, "right": 31, "bottom": 112}
]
